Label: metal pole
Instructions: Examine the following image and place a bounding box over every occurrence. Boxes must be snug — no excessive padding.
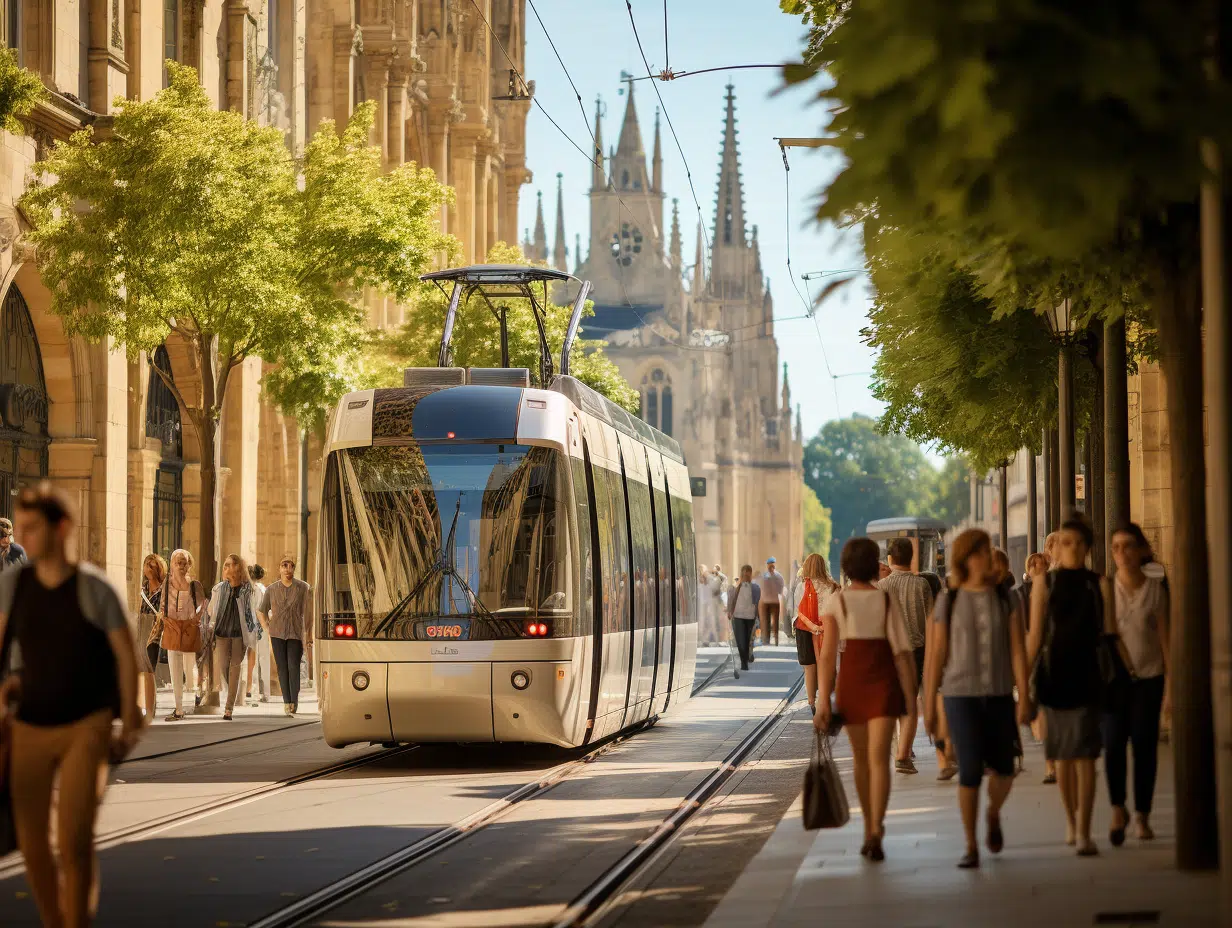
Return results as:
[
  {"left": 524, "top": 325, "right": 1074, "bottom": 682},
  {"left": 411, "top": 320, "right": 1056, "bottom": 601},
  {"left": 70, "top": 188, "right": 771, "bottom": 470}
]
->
[
  {"left": 1042, "top": 428, "right": 1053, "bottom": 536},
  {"left": 1058, "top": 348, "right": 1077, "bottom": 515},
  {"left": 999, "top": 465, "right": 1009, "bottom": 552},
  {"left": 1089, "top": 329, "right": 1106, "bottom": 574},
  {"left": 1048, "top": 427, "right": 1061, "bottom": 532},
  {"left": 1201, "top": 126, "right": 1232, "bottom": 904},
  {"left": 1027, "top": 450, "right": 1039, "bottom": 555},
  {"left": 499, "top": 307, "right": 509, "bottom": 368},
  {"left": 1105, "top": 318, "right": 1131, "bottom": 556}
]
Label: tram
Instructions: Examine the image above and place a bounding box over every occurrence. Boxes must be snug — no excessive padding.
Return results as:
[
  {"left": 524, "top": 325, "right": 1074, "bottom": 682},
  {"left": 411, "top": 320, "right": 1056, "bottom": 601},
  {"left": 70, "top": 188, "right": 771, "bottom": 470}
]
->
[
  {"left": 865, "top": 516, "right": 949, "bottom": 579},
  {"left": 314, "top": 265, "right": 700, "bottom": 749}
]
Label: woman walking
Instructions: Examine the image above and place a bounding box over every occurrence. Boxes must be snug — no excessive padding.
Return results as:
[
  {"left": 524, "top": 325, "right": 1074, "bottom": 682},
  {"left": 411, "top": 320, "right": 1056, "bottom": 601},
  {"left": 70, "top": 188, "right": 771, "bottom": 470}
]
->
[
  {"left": 1104, "top": 523, "right": 1170, "bottom": 844},
  {"left": 793, "top": 553, "right": 840, "bottom": 712},
  {"left": 815, "top": 537, "right": 917, "bottom": 862},
  {"left": 160, "top": 548, "right": 207, "bottom": 722},
  {"left": 136, "top": 554, "right": 166, "bottom": 725},
  {"left": 206, "top": 554, "right": 261, "bottom": 720},
  {"left": 0, "top": 484, "right": 140, "bottom": 928},
  {"left": 924, "top": 530, "right": 1030, "bottom": 868},
  {"left": 1027, "top": 514, "right": 1120, "bottom": 855},
  {"left": 246, "top": 564, "right": 268, "bottom": 703}
]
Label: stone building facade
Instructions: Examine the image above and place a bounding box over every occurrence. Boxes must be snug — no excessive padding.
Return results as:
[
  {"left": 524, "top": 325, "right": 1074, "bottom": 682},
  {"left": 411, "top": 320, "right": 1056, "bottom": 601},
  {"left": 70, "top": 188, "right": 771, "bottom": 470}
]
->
[
  {"left": 0, "top": 0, "right": 530, "bottom": 607},
  {"left": 526, "top": 81, "right": 804, "bottom": 572}
]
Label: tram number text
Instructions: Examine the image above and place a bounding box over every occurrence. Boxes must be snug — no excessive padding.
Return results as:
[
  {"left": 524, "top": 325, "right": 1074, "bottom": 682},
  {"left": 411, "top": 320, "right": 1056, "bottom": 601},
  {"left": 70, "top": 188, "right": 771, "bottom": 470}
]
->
[{"left": 425, "top": 624, "right": 465, "bottom": 639}]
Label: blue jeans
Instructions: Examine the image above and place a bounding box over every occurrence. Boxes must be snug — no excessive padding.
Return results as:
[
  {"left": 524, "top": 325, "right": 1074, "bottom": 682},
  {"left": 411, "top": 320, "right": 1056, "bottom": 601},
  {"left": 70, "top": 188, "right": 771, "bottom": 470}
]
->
[{"left": 943, "top": 695, "right": 1018, "bottom": 788}]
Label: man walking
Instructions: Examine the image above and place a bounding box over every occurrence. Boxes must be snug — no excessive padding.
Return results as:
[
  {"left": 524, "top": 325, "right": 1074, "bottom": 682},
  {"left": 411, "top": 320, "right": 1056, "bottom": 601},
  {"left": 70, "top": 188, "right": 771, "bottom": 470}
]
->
[
  {"left": 879, "top": 538, "right": 934, "bottom": 774},
  {"left": 727, "top": 564, "right": 760, "bottom": 670},
  {"left": 258, "top": 557, "right": 313, "bottom": 717},
  {"left": 0, "top": 516, "right": 27, "bottom": 567},
  {"left": 759, "top": 557, "right": 786, "bottom": 646}
]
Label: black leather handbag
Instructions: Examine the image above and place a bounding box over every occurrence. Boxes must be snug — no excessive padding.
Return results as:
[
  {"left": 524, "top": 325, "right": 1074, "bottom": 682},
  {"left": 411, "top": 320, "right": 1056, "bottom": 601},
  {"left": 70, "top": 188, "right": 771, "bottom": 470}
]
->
[{"left": 802, "top": 732, "right": 850, "bottom": 830}]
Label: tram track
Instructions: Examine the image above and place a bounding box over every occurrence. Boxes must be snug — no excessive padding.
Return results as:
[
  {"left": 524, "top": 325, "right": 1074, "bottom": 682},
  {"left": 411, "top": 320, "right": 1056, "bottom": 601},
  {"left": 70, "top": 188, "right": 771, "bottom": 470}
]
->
[
  {"left": 246, "top": 668, "right": 804, "bottom": 928},
  {"left": 0, "top": 742, "right": 419, "bottom": 882}
]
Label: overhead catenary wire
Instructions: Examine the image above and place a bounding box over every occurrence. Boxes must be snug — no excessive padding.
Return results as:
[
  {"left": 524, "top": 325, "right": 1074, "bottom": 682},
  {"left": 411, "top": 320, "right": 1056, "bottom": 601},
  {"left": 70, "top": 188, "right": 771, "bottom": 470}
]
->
[
  {"left": 526, "top": 0, "right": 597, "bottom": 151},
  {"left": 624, "top": 0, "right": 711, "bottom": 267}
]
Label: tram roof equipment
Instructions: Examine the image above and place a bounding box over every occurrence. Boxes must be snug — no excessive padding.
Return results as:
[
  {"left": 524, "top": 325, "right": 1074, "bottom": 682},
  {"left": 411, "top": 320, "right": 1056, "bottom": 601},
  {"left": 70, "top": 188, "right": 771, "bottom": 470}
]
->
[
  {"left": 421, "top": 264, "right": 592, "bottom": 385},
  {"left": 865, "top": 517, "right": 950, "bottom": 536}
]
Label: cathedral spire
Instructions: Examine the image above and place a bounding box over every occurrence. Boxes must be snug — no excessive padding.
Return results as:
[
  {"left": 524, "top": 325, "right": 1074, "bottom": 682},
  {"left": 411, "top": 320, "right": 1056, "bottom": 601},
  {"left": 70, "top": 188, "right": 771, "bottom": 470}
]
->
[
  {"left": 713, "top": 84, "right": 747, "bottom": 248},
  {"left": 652, "top": 107, "right": 663, "bottom": 193},
  {"left": 669, "top": 198, "right": 682, "bottom": 269},
  {"left": 611, "top": 74, "right": 651, "bottom": 192},
  {"left": 574, "top": 233, "right": 582, "bottom": 275},
  {"left": 796, "top": 404, "right": 803, "bottom": 443},
  {"left": 692, "top": 221, "right": 706, "bottom": 291},
  {"left": 532, "top": 191, "right": 548, "bottom": 262},
  {"left": 552, "top": 174, "right": 568, "bottom": 272},
  {"left": 782, "top": 362, "right": 791, "bottom": 413},
  {"left": 591, "top": 95, "right": 606, "bottom": 191}
]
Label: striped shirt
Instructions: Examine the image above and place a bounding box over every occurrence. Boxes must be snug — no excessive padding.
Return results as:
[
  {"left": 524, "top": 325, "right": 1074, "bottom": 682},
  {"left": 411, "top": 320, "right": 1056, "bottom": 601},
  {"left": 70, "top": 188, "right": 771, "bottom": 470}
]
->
[{"left": 878, "top": 567, "right": 933, "bottom": 650}]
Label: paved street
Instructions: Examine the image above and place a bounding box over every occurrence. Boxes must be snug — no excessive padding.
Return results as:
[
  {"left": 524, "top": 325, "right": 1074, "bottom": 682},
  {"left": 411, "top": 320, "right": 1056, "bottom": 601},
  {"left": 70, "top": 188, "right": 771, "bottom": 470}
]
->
[{"left": 706, "top": 726, "right": 1221, "bottom": 928}]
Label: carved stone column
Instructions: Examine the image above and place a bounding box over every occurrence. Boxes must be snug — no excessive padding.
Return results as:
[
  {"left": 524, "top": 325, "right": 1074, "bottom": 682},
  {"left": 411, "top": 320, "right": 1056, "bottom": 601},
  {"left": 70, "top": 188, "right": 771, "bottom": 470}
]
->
[
  {"left": 364, "top": 54, "right": 391, "bottom": 154},
  {"left": 225, "top": 0, "right": 251, "bottom": 114},
  {"left": 88, "top": 0, "right": 130, "bottom": 113},
  {"left": 386, "top": 66, "right": 409, "bottom": 169},
  {"left": 450, "top": 131, "right": 479, "bottom": 262}
]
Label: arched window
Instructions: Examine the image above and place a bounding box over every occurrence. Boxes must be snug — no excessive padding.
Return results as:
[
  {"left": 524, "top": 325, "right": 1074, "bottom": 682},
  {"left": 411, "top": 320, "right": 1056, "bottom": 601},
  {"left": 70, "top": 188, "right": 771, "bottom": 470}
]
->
[
  {"left": 146, "top": 346, "right": 184, "bottom": 561},
  {"left": 0, "top": 283, "right": 49, "bottom": 518},
  {"left": 640, "top": 369, "right": 672, "bottom": 436}
]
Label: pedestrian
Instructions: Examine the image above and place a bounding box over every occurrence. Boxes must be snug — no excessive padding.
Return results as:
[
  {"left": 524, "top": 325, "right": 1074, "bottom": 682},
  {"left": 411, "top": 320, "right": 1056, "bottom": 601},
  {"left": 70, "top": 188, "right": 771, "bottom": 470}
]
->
[
  {"left": 1104, "top": 522, "right": 1170, "bottom": 845},
  {"left": 878, "top": 537, "right": 934, "bottom": 775},
  {"left": 814, "top": 537, "right": 917, "bottom": 863},
  {"left": 991, "top": 548, "right": 1016, "bottom": 600},
  {"left": 258, "top": 556, "right": 313, "bottom": 717},
  {"left": 205, "top": 554, "right": 260, "bottom": 720},
  {"left": 0, "top": 516, "right": 26, "bottom": 568},
  {"left": 706, "top": 565, "right": 728, "bottom": 643},
  {"left": 793, "top": 553, "right": 839, "bottom": 712},
  {"left": 1032, "top": 532, "right": 1062, "bottom": 785},
  {"left": 698, "top": 565, "right": 715, "bottom": 645},
  {"left": 924, "top": 529, "right": 1031, "bottom": 868},
  {"left": 159, "top": 548, "right": 208, "bottom": 722},
  {"left": 1027, "top": 513, "right": 1120, "bottom": 856},
  {"left": 726, "top": 564, "right": 760, "bottom": 670},
  {"left": 246, "top": 564, "right": 270, "bottom": 704},
  {"left": 136, "top": 553, "right": 166, "bottom": 726},
  {"left": 759, "top": 557, "right": 785, "bottom": 646},
  {"left": 0, "top": 483, "right": 140, "bottom": 928}
]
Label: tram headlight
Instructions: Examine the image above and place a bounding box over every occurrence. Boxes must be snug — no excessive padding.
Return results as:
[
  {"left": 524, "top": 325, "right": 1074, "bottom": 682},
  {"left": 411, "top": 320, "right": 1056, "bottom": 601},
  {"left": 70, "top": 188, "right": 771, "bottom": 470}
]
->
[
  {"left": 511, "top": 670, "right": 530, "bottom": 691},
  {"left": 352, "top": 670, "right": 371, "bottom": 691}
]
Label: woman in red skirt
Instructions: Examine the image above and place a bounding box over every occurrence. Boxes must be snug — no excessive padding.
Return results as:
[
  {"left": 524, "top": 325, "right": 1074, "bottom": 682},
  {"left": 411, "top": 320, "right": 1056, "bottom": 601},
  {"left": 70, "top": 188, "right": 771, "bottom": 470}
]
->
[{"left": 815, "top": 537, "right": 918, "bottom": 861}]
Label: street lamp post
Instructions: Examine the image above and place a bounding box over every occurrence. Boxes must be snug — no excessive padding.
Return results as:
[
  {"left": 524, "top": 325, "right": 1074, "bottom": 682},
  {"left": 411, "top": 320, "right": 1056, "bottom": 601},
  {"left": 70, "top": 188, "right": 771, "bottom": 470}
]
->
[{"left": 1044, "top": 298, "right": 1080, "bottom": 516}]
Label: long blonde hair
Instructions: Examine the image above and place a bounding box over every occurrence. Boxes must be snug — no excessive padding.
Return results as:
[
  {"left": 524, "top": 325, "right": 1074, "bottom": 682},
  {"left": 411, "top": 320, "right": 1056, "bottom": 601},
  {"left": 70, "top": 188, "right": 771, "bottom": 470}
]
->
[{"left": 801, "top": 552, "right": 838, "bottom": 593}]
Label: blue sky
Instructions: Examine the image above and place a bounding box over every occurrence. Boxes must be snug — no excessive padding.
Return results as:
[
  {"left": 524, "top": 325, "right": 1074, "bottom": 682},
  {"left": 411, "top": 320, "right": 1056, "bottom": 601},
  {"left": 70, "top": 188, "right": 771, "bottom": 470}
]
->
[{"left": 513, "top": 0, "right": 880, "bottom": 442}]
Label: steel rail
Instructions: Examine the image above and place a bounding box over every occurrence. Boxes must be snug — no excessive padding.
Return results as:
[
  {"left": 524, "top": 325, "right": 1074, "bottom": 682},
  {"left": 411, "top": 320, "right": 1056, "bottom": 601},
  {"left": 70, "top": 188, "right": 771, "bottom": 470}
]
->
[{"left": 551, "top": 671, "right": 806, "bottom": 928}]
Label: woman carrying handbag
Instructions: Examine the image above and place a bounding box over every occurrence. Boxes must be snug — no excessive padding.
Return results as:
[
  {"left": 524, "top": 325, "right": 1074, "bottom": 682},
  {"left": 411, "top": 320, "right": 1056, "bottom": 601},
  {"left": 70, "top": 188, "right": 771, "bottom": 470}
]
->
[
  {"left": 136, "top": 554, "right": 166, "bottom": 726},
  {"left": 160, "top": 548, "right": 208, "bottom": 722}
]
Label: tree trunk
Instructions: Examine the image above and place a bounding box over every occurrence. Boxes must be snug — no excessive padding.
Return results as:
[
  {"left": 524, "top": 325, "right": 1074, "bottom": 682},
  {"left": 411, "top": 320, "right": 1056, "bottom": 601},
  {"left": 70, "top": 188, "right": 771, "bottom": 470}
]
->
[
  {"left": 1048, "top": 427, "right": 1061, "bottom": 531},
  {"left": 1027, "top": 448, "right": 1039, "bottom": 554},
  {"left": 194, "top": 334, "right": 224, "bottom": 712},
  {"left": 1088, "top": 329, "right": 1106, "bottom": 574},
  {"left": 1104, "top": 317, "right": 1131, "bottom": 564},
  {"left": 1201, "top": 129, "right": 1232, "bottom": 899},
  {"left": 1154, "top": 256, "right": 1219, "bottom": 871}
]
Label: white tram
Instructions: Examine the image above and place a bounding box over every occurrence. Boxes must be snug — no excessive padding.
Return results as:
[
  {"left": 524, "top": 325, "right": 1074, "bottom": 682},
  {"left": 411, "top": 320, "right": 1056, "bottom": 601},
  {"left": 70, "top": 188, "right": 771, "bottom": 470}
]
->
[{"left": 314, "top": 266, "right": 700, "bottom": 748}]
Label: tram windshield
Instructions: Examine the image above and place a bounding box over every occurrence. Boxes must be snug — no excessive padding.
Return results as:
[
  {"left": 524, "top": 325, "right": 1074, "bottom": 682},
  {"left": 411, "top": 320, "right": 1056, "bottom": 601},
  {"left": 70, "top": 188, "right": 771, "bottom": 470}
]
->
[{"left": 321, "top": 442, "right": 573, "bottom": 638}]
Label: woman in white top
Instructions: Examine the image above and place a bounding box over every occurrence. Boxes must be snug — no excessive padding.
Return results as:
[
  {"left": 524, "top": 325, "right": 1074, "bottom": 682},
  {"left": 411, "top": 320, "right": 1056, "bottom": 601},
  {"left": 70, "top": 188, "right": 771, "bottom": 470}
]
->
[
  {"left": 1104, "top": 522, "right": 1170, "bottom": 843},
  {"left": 815, "top": 538, "right": 917, "bottom": 862}
]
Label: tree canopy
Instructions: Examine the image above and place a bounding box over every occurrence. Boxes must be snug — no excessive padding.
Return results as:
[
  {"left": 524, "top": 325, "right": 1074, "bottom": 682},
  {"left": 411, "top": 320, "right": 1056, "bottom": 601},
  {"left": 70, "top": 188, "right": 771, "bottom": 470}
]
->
[
  {"left": 21, "top": 62, "right": 455, "bottom": 581},
  {"left": 804, "top": 415, "right": 962, "bottom": 567},
  {"left": 802, "top": 485, "right": 833, "bottom": 569},
  {"left": 379, "top": 241, "right": 639, "bottom": 412},
  {"left": 0, "top": 49, "right": 43, "bottom": 133}
]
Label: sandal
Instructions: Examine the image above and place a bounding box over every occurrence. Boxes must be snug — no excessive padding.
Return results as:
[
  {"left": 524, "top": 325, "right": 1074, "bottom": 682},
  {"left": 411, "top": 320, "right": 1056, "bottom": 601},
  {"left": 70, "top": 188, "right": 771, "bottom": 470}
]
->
[
  {"left": 957, "top": 849, "right": 980, "bottom": 869},
  {"left": 866, "top": 837, "right": 885, "bottom": 862},
  {"left": 164, "top": 711, "right": 184, "bottom": 722},
  {"left": 1077, "top": 841, "right": 1099, "bottom": 857},
  {"left": 987, "top": 815, "right": 1004, "bottom": 854},
  {"left": 223, "top": 711, "right": 233, "bottom": 721},
  {"left": 937, "top": 765, "right": 959, "bottom": 781},
  {"left": 1110, "top": 806, "right": 1127, "bottom": 847},
  {"left": 1043, "top": 771, "right": 1057, "bottom": 785},
  {"left": 1136, "top": 815, "right": 1155, "bottom": 841}
]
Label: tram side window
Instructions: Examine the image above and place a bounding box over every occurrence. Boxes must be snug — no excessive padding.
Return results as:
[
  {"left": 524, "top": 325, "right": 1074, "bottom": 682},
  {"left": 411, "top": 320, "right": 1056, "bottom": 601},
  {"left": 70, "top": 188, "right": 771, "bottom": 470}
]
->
[
  {"left": 601, "top": 464, "right": 632, "bottom": 635},
  {"left": 651, "top": 481, "right": 673, "bottom": 631},
  {"left": 572, "top": 455, "right": 594, "bottom": 638},
  {"left": 626, "top": 472, "right": 655, "bottom": 630},
  {"left": 670, "top": 493, "right": 698, "bottom": 623}
]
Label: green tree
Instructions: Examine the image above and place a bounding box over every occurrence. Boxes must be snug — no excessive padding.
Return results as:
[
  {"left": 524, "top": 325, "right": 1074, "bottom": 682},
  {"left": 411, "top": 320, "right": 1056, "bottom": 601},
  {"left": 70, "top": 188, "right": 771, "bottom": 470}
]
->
[
  {"left": 380, "top": 241, "right": 639, "bottom": 412},
  {"left": 781, "top": 0, "right": 1219, "bottom": 865},
  {"left": 928, "top": 456, "right": 971, "bottom": 529},
  {"left": 803, "top": 414, "right": 937, "bottom": 566},
  {"left": 21, "top": 63, "right": 455, "bottom": 584},
  {"left": 0, "top": 49, "right": 43, "bottom": 133},
  {"left": 802, "top": 485, "right": 833, "bottom": 568}
]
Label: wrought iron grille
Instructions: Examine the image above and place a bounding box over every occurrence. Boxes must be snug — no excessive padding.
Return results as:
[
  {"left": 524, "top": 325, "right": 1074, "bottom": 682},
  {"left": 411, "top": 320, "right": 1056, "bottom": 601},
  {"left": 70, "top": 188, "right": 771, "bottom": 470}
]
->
[
  {"left": 0, "top": 283, "right": 49, "bottom": 519},
  {"left": 152, "top": 465, "right": 183, "bottom": 563},
  {"left": 146, "top": 345, "right": 183, "bottom": 461}
]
